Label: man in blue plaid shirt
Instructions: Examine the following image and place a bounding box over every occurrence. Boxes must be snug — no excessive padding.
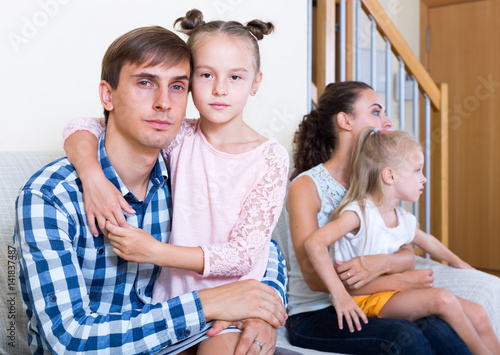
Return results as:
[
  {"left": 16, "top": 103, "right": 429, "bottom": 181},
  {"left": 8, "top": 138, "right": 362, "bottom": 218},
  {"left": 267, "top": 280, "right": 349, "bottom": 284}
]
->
[{"left": 14, "top": 26, "right": 287, "bottom": 354}]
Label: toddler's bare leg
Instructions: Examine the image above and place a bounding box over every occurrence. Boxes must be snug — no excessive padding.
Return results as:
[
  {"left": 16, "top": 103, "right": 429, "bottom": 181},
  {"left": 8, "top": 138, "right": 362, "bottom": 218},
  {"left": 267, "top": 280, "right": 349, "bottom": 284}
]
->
[
  {"left": 379, "top": 288, "right": 492, "bottom": 355},
  {"left": 197, "top": 332, "right": 241, "bottom": 355},
  {"left": 459, "top": 297, "right": 500, "bottom": 355}
]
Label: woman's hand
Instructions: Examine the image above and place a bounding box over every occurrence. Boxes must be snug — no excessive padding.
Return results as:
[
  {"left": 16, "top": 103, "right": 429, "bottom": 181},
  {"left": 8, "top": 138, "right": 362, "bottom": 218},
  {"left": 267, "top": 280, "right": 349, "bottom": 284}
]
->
[
  {"left": 336, "top": 254, "right": 389, "bottom": 290},
  {"left": 81, "top": 171, "right": 135, "bottom": 236},
  {"left": 331, "top": 290, "right": 368, "bottom": 333},
  {"left": 105, "top": 222, "right": 161, "bottom": 264}
]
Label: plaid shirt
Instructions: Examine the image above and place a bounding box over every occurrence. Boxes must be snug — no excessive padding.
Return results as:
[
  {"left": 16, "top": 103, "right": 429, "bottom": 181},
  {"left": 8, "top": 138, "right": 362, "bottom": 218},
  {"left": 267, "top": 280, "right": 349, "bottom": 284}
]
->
[{"left": 14, "top": 133, "right": 288, "bottom": 354}]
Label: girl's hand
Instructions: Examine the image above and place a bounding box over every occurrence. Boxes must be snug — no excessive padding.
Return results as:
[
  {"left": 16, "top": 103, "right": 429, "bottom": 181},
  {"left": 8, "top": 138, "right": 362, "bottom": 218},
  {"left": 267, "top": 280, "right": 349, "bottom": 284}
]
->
[
  {"left": 105, "top": 222, "right": 161, "bottom": 264},
  {"left": 207, "top": 320, "right": 243, "bottom": 336},
  {"left": 81, "top": 172, "right": 135, "bottom": 236},
  {"left": 331, "top": 291, "right": 368, "bottom": 332},
  {"left": 449, "top": 259, "right": 474, "bottom": 269}
]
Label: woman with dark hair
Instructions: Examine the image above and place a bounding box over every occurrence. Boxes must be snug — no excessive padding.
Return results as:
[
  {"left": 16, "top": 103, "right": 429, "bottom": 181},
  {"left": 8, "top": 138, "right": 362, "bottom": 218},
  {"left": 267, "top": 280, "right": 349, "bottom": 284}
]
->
[{"left": 284, "top": 81, "right": 470, "bottom": 354}]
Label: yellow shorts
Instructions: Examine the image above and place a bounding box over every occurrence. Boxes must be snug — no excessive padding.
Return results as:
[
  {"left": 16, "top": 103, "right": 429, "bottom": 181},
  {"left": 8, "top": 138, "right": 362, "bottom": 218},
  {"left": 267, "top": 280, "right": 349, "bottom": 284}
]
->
[{"left": 352, "top": 291, "right": 399, "bottom": 317}]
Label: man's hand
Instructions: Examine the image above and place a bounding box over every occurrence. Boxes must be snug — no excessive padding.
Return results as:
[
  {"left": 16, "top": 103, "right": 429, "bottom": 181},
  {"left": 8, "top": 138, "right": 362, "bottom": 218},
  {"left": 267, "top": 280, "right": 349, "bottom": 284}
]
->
[{"left": 198, "top": 280, "right": 287, "bottom": 329}]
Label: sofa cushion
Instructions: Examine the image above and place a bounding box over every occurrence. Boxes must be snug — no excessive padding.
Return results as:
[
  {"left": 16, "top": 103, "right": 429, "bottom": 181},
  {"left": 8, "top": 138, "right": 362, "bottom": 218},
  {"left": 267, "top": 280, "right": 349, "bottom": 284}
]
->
[{"left": 1, "top": 151, "right": 64, "bottom": 355}]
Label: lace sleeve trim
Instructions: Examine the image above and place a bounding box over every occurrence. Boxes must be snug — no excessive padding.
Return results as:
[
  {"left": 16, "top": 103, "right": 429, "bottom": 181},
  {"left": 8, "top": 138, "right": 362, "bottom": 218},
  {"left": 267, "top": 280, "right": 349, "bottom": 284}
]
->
[
  {"left": 62, "top": 117, "right": 106, "bottom": 147},
  {"left": 201, "top": 142, "right": 289, "bottom": 277}
]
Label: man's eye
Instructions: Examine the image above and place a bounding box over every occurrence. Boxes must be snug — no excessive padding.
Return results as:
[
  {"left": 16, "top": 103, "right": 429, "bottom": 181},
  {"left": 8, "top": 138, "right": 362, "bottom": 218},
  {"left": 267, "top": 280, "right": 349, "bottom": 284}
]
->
[
  {"left": 139, "top": 81, "right": 152, "bottom": 87},
  {"left": 172, "top": 85, "right": 185, "bottom": 91}
]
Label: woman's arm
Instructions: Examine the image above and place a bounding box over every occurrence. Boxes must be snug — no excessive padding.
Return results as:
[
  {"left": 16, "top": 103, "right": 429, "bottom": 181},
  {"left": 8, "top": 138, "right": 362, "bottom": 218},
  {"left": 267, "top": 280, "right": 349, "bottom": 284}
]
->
[
  {"left": 286, "top": 175, "right": 327, "bottom": 291},
  {"left": 63, "top": 117, "right": 134, "bottom": 235},
  {"left": 347, "top": 268, "right": 435, "bottom": 295},
  {"left": 413, "top": 228, "right": 473, "bottom": 269},
  {"left": 336, "top": 243, "right": 417, "bottom": 290}
]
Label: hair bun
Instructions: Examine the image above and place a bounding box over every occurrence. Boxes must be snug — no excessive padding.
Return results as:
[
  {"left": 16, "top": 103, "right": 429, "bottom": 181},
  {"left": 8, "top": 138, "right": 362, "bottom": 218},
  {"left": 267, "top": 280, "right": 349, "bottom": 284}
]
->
[
  {"left": 174, "top": 9, "right": 205, "bottom": 35},
  {"left": 246, "top": 19, "right": 274, "bottom": 40}
]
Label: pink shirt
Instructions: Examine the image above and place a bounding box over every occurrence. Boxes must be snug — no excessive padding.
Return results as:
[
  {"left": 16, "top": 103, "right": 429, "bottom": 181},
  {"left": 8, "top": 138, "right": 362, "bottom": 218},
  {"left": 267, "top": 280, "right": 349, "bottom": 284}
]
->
[{"left": 63, "top": 118, "right": 289, "bottom": 301}]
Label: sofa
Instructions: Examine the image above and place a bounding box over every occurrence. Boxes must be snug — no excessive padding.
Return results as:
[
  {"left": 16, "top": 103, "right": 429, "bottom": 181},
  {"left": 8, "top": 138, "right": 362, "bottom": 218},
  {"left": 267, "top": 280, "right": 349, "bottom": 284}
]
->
[{"left": 2, "top": 151, "right": 499, "bottom": 355}]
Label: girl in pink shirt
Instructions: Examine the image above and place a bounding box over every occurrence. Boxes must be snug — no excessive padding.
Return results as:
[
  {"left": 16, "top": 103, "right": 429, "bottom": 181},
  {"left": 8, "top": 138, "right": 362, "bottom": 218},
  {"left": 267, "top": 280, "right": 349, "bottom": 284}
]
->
[{"left": 63, "top": 9, "right": 288, "bottom": 354}]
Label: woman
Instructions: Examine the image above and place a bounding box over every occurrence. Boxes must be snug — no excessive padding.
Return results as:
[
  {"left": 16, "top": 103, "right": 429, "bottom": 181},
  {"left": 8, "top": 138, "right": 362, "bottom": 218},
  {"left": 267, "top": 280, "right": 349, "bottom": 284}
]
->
[{"left": 284, "top": 81, "right": 470, "bottom": 354}]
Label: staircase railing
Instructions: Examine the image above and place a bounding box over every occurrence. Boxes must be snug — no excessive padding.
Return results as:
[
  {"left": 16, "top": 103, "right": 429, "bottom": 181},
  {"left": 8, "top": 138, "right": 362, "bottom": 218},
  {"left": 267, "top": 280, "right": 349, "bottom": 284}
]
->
[{"left": 312, "top": 0, "right": 449, "bottom": 248}]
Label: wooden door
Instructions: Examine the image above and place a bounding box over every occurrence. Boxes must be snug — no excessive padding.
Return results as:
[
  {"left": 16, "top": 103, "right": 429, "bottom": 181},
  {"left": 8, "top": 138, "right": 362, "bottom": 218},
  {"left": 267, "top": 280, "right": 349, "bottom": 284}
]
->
[{"left": 421, "top": 0, "right": 500, "bottom": 276}]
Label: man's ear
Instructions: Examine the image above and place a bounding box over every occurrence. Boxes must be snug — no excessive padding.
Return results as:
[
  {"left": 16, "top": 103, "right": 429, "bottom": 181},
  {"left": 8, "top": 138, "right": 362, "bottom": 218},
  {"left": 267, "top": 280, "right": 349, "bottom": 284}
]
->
[
  {"left": 99, "top": 80, "right": 114, "bottom": 112},
  {"left": 250, "top": 71, "right": 263, "bottom": 96},
  {"left": 382, "top": 167, "right": 395, "bottom": 185},
  {"left": 337, "top": 112, "right": 352, "bottom": 131}
]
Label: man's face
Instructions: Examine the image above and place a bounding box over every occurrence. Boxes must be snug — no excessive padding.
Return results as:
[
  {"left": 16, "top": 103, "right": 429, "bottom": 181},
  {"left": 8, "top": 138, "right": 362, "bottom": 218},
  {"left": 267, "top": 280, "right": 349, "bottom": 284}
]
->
[{"left": 104, "top": 60, "right": 190, "bottom": 151}]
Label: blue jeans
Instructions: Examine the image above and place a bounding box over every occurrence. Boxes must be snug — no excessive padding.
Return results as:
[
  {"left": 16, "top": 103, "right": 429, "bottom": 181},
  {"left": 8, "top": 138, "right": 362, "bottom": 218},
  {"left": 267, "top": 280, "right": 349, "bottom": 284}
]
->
[{"left": 287, "top": 306, "right": 471, "bottom": 355}]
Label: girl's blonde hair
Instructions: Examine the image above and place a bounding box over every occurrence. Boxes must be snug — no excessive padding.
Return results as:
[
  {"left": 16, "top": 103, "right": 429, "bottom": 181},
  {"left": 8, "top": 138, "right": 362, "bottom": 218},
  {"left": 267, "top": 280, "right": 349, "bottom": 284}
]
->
[
  {"left": 174, "top": 9, "right": 274, "bottom": 74},
  {"left": 331, "top": 128, "right": 422, "bottom": 221},
  {"left": 330, "top": 128, "right": 422, "bottom": 260}
]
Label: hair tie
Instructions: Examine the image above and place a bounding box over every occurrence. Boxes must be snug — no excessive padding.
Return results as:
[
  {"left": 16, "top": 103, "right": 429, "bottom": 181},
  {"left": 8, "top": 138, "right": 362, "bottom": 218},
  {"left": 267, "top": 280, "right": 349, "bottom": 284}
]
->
[
  {"left": 248, "top": 31, "right": 258, "bottom": 41},
  {"left": 372, "top": 128, "right": 379, "bottom": 134},
  {"left": 379, "top": 129, "right": 393, "bottom": 134}
]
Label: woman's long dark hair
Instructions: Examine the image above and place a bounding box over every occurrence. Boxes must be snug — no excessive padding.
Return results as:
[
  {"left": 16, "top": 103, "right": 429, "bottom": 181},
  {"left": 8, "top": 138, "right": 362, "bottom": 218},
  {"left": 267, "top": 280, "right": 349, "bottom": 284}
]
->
[{"left": 290, "top": 81, "right": 373, "bottom": 180}]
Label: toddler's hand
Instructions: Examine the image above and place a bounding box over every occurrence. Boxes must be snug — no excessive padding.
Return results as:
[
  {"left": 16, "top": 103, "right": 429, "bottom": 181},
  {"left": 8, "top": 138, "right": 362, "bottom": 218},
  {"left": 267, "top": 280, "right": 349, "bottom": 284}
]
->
[
  {"left": 449, "top": 259, "right": 474, "bottom": 269},
  {"left": 331, "top": 291, "right": 368, "bottom": 333}
]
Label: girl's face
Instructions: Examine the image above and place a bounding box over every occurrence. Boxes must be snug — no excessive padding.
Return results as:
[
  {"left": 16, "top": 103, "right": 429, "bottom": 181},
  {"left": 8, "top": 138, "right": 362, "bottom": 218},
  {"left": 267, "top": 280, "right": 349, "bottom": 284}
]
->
[
  {"left": 350, "top": 89, "right": 392, "bottom": 135},
  {"left": 190, "top": 35, "right": 261, "bottom": 125},
  {"left": 392, "top": 149, "right": 427, "bottom": 203}
]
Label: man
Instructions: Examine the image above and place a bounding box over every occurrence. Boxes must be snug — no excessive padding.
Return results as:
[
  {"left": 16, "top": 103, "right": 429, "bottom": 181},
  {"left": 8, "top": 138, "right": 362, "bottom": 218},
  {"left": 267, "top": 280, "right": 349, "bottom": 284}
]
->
[{"left": 14, "top": 26, "right": 287, "bottom": 354}]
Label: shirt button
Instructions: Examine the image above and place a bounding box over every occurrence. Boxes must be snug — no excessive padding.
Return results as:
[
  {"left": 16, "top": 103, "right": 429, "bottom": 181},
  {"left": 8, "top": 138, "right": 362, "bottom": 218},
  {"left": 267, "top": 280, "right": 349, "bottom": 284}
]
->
[
  {"left": 98, "top": 248, "right": 104, "bottom": 255},
  {"left": 184, "top": 329, "right": 191, "bottom": 337},
  {"left": 49, "top": 294, "right": 57, "bottom": 302}
]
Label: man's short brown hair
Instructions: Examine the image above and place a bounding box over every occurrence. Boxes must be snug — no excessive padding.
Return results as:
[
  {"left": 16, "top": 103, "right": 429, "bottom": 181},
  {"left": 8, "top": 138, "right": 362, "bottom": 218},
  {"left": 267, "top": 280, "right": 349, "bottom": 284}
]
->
[{"left": 101, "top": 26, "right": 191, "bottom": 121}]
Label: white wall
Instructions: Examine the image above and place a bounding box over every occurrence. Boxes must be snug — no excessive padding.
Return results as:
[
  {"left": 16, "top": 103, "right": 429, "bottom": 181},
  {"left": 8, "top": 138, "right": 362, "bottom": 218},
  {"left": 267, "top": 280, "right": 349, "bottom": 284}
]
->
[
  {"left": 379, "top": 0, "right": 420, "bottom": 55},
  {"left": 0, "top": 0, "right": 308, "bottom": 152}
]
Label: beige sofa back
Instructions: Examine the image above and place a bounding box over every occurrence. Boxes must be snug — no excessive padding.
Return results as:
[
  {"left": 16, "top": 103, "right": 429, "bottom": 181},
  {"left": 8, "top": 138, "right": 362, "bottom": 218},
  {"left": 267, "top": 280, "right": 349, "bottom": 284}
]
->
[{"left": 1, "top": 151, "right": 64, "bottom": 355}]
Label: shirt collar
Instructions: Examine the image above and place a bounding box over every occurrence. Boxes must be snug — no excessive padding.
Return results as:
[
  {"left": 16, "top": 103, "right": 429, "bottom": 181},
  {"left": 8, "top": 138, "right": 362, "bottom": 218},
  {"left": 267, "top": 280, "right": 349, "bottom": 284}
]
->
[{"left": 97, "top": 131, "right": 169, "bottom": 200}]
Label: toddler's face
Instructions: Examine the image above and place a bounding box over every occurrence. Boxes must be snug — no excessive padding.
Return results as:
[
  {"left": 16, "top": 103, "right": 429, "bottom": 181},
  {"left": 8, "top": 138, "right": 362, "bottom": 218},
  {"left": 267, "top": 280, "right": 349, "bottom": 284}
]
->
[{"left": 393, "top": 149, "right": 427, "bottom": 203}]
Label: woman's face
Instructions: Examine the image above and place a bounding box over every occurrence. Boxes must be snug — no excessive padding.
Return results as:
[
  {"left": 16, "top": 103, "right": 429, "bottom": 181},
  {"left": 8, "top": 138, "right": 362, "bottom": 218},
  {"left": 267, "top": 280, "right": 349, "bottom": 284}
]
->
[{"left": 349, "top": 89, "right": 392, "bottom": 135}]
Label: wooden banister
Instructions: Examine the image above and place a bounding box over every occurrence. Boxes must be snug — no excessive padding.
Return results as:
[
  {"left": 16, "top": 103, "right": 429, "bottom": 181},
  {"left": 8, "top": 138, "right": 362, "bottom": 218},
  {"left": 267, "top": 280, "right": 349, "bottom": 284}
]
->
[
  {"left": 312, "top": 0, "right": 449, "bottom": 248},
  {"left": 314, "top": 0, "right": 336, "bottom": 98},
  {"left": 360, "top": 0, "right": 442, "bottom": 110},
  {"left": 438, "top": 82, "right": 449, "bottom": 248},
  {"left": 354, "top": 0, "right": 449, "bottom": 246}
]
